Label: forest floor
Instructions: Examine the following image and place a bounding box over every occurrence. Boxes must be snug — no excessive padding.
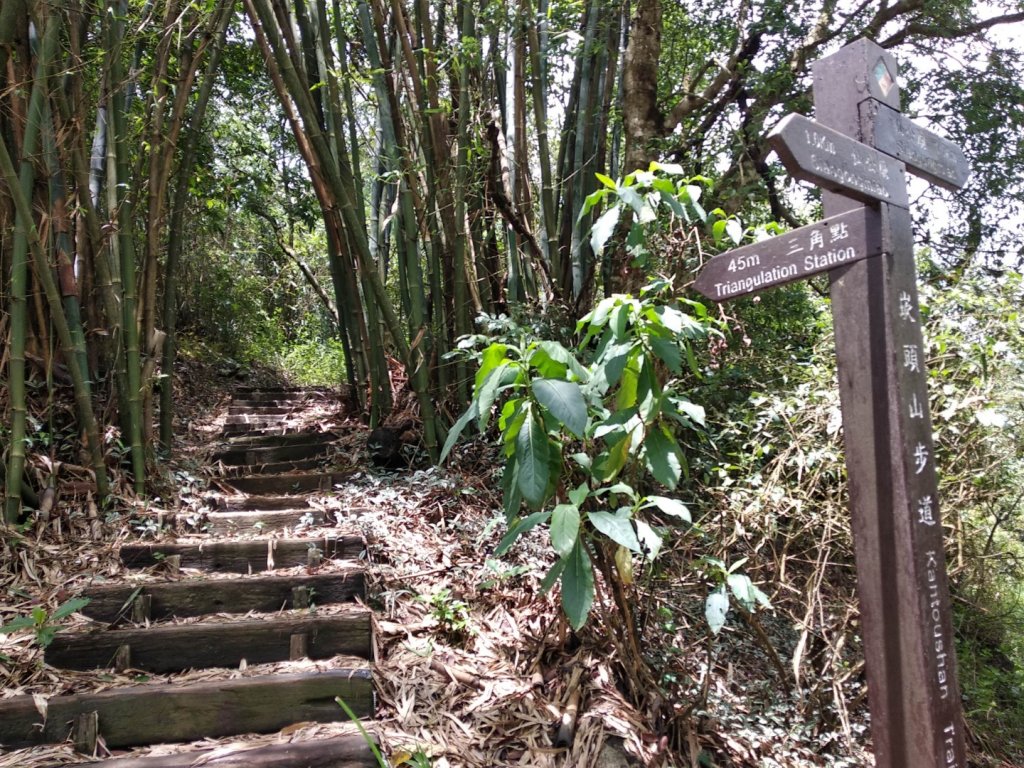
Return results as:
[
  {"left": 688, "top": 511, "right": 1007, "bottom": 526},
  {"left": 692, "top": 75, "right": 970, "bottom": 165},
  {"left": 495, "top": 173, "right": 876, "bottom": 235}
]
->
[{"left": 3, "top": 354, "right": 1010, "bottom": 767}]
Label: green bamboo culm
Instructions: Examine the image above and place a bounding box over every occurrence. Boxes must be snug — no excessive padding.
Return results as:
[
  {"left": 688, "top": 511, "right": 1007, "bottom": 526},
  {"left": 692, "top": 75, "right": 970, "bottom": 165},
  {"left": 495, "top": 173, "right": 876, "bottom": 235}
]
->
[
  {"left": 41, "top": 97, "right": 91, "bottom": 396},
  {"left": 0, "top": 15, "right": 110, "bottom": 505},
  {"left": 4, "top": 13, "right": 57, "bottom": 523},
  {"left": 248, "top": 0, "right": 441, "bottom": 459},
  {"left": 106, "top": 0, "right": 146, "bottom": 493},
  {"left": 159, "top": 0, "right": 234, "bottom": 453}
]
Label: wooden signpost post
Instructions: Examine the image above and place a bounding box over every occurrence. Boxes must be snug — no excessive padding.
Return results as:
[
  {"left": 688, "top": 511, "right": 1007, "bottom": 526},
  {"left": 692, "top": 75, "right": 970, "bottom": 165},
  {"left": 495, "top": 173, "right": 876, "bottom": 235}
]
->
[{"left": 694, "top": 39, "right": 968, "bottom": 768}]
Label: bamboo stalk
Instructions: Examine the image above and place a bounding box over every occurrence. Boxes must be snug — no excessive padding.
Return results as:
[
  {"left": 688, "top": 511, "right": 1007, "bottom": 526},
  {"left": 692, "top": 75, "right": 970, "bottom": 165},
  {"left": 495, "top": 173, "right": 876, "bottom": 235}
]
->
[
  {"left": 159, "top": 0, "right": 234, "bottom": 452},
  {"left": 106, "top": 0, "right": 146, "bottom": 494},
  {"left": 0, "top": 73, "right": 110, "bottom": 505}
]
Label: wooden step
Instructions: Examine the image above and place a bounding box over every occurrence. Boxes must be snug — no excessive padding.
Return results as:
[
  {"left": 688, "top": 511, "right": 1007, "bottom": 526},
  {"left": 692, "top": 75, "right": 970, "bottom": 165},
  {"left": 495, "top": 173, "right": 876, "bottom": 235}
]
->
[
  {"left": 218, "top": 494, "right": 315, "bottom": 511},
  {"left": 82, "top": 570, "right": 365, "bottom": 623},
  {"left": 226, "top": 405, "right": 302, "bottom": 415},
  {"left": 46, "top": 608, "right": 373, "bottom": 672},
  {"left": 225, "top": 472, "right": 352, "bottom": 495},
  {"left": 223, "top": 414, "right": 292, "bottom": 426},
  {"left": 89, "top": 731, "right": 379, "bottom": 767},
  {"left": 0, "top": 667, "right": 373, "bottom": 749},
  {"left": 203, "top": 508, "right": 338, "bottom": 534},
  {"left": 218, "top": 457, "right": 330, "bottom": 478},
  {"left": 234, "top": 386, "right": 333, "bottom": 396},
  {"left": 224, "top": 431, "right": 338, "bottom": 448},
  {"left": 229, "top": 399, "right": 317, "bottom": 411},
  {"left": 212, "top": 440, "right": 335, "bottom": 466},
  {"left": 119, "top": 536, "right": 363, "bottom": 572},
  {"left": 221, "top": 424, "right": 311, "bottom": 438}
]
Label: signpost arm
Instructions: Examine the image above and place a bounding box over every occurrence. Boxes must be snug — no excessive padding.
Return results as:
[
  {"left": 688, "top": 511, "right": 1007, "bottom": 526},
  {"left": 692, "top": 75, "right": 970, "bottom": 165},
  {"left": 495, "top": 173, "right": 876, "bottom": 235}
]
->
[{"left": 813, "top": 39, "right": 966, "bottom": 768}]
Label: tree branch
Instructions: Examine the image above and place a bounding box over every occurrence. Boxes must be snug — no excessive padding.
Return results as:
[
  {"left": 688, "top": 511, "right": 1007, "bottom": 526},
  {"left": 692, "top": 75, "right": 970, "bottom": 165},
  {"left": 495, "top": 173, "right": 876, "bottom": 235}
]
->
[{"left": 881, "top": 11, "right": 1024, "bottom": 48}]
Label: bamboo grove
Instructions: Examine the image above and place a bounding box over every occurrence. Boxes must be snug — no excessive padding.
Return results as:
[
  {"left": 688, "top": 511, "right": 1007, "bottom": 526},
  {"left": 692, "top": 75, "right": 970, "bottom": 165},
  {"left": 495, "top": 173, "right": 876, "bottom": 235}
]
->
[{"left": 3, "top": 0, "right": 1023, "bottom": 521}]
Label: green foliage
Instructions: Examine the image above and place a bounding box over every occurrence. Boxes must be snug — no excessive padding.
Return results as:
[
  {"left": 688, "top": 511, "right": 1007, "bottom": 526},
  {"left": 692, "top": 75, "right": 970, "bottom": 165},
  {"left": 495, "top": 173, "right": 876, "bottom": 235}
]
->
[
  {"left": 445, "top": 279, "right": 730, "bottom": 630},
  {"left": 0, "top": 597, "right": 90, "bottom": 648},
  {"left": 581, "top": 163, "right": 727, "bottom": 272},
  {"left": 277, "top": 336, "right": 348, "bottom": 386},
  {"left": 701, "top": 556, "right": 772, "bottom": 636},
  {"left": 419, "top": 588, "right": 473, "bottom": 640}
]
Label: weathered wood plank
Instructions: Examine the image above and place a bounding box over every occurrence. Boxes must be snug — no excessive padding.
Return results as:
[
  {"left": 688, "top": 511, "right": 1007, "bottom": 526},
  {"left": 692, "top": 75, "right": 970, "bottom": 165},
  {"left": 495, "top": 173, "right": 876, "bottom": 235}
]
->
[
  {"left": 119, "top": 536, "right": 363, "bottom": 572},
  {"left": 223, "top": 414, "right": 290, "bottom": 427},
  {"left": 223, "top": 431, "right": 338, "bottom": 449},
  {"left": 88, "top": 732, "right": 379, "bottom": 767},
  {"left": 233, "top": 386, "right": 333, "bottom": 396},
  {"left": 211, "top": 440, "right": 335, "bottom": 466},
  {"left": 203, "top": 509, "right": 337, "bottom": 534},
  {"left": 219, "top": 494, "right": 315, "bottom": 511},
  {"left": 81, "top": 571, "right": 365, "bottom": 623},
  {"left": 0, "top": 669, "right": 373, "bottom": 749},
  {"left": 226, "top": 405, "right": 300, "bottom": 415},
  {"left": 219, "top": 458, "right": 328, "bottom": 478},
  {"left": 225, "top": 472, "right": 352, "bottom": 495},
  {"left": 46, "top": 609, "right": 372, "bottom": 672}
]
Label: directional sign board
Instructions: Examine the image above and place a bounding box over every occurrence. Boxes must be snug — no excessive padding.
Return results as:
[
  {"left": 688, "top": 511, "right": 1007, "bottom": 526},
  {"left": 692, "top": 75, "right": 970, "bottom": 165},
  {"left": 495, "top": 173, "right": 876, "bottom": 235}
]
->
[
  {"left": 692, "top": 37, "right": 968, "bottom": 768},
  {"left": 864, "top": 101, "right": 970, "bottom": 191},
  {"left": 693, "top": 206, "right": 883, "bottom": 300},
  {"left": 768, "top": 113, "right": 910, "bottom": 208}
]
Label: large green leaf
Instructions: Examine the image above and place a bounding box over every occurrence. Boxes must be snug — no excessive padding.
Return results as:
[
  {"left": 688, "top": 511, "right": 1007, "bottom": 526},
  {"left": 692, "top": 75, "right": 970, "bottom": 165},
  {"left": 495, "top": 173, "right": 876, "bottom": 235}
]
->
[
  {"left": 594, "top": 433, "right": 631, "bottom": 482},
  {"left": 475, "top": 343, "right": 509, "bottom": 390},
  {"left": 501, "top": 457, "right": 522, "bottom": 521},
  {"left": 646, "top": 495, "right": 691, "bottom": 522},
  {"left": 495, "top": 511, "right": 551, "bottom": 556},
  {"left": 476, "top": 363, "right": 509, "bottom": 430},
  {"left": 590, "top": 205, "right": 621, "bottom": 255},
  {"left": 50, "top": 597, "right": 90, "bottom": 621},
  {"left": 532, "top": 379, "right": 587, "bottom": 438},
  {"left": 727, "top": 573, "right": 772, "bottom": 611},
  {"left": 439, "top": 401, "right": 480, "bottom": 464},
  {"left": 634, "top": 519, "right": 664, "bottom": 559},
  {"left": 561, "top": 538, "right": 595, "bottom": 630},
  {"left": 540, "top": 558, "right": 567, "bottom": 594},
  {"left": 648, "top": 334, "right": 682, "bottom": 373},
  {"left": 531, "top": 341, "right": 589, "bottom": 381},
  {"left": 615, "top": 352, "right": 641, "bottom": 410},
  {"left": 550, "top": 504, "right": 581, "bottom": 557},
  {"left": 588, "top": 510, "right": 641, "bottom": 552},
  {"left": 515, "top": 408, "right": 550, "bottom": 507},
  {"left": 644, "top": 424, "right": 683, "bottom": 489},
  {"left": 705, "top": 589, "right": 729, "bottom": 635}
]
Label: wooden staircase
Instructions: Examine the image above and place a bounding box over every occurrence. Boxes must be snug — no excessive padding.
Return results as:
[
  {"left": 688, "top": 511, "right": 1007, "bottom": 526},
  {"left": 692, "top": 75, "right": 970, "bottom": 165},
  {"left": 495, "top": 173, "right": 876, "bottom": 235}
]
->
[{"left": 0, "top": 387, "right": 379, "bottom": 766}]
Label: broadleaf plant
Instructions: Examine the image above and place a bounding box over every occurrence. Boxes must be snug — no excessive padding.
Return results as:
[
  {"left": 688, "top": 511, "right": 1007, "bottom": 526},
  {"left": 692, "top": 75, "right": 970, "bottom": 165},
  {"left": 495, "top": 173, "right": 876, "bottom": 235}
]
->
[{"left": 444, "top": 277, "right": 722, "bottom": 630}]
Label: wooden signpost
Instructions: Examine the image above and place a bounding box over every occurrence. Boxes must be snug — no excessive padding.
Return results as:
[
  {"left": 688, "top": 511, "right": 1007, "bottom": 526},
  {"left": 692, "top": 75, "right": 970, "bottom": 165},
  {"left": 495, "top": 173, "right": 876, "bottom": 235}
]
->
[{"left": 694, "top": 39, "right": 968, "bottom": 768}]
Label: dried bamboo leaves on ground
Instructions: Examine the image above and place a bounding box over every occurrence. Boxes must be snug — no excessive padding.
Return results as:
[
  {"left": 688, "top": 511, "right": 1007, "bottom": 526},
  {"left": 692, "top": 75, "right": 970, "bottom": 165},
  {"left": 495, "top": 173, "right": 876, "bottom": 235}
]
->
[{"left": 343, "top": 466, "right": 876, "bottom": 767}]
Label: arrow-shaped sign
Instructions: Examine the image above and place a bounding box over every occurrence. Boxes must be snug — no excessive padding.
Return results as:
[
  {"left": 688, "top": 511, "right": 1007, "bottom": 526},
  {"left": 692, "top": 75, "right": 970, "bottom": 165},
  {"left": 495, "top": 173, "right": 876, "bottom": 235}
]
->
[
  {"left": 769, "top": 113, "right": 910, "bottom": 208},
  {"left": 693, "top": 206, "right": 884, "bottom": 301},
  {"left": 865, "top": 101, "right": 970, "bottom": 191}
]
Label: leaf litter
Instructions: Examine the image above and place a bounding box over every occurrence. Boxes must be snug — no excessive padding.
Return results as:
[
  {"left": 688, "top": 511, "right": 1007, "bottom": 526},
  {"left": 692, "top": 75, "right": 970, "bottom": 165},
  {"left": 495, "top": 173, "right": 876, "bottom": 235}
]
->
[{"left": 1, "top": 363, "right": 883, "bottom": 767}]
